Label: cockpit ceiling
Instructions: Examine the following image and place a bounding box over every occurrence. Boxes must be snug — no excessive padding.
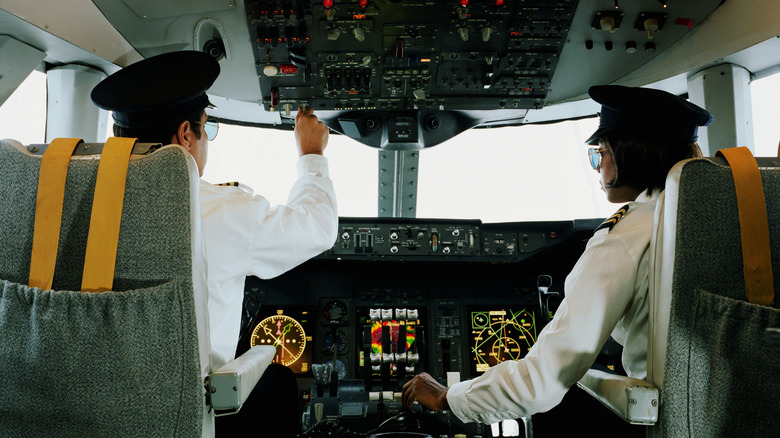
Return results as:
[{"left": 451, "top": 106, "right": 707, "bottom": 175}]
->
[{"left": 5, "top": 0, "right": 778, "bottom": 147}]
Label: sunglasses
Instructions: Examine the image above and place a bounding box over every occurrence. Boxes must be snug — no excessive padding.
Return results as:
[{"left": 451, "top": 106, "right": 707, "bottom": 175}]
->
[
  {"left": 588, "top": 147, "right": 607, "bottom": 170},
  {"left": 194, "top": 120, "right": 219, "bottom": 141}
]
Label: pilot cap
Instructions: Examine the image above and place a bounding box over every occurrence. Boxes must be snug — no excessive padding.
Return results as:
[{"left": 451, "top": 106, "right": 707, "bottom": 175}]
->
[
  {"left": 91, "top": 50, "right": 220, "bottom": 129},
  {"left": 585, "top": 85, "right": 714, "bottom": 145}
]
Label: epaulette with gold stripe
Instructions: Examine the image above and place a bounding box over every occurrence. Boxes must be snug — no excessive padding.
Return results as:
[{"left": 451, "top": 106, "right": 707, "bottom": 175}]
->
[
  {"left": 215, "top": 181, "right": 240, "bottom": 187},
  {"left": 595, "top": 204, "right": 629, "bottom": 232}
]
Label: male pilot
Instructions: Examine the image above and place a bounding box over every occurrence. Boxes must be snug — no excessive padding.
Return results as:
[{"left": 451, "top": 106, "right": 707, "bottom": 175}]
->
[{"left": 92, "top": 50, "right": 338, "bottom": 436}]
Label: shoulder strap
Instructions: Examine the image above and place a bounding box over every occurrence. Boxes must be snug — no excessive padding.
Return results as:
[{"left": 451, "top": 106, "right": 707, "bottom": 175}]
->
[
  {"left": 28, "top": 138, "right": 83, "bottom": 290},
  {"left": 81, "top": 137, "right": 136, "bottom": 292},
  {"left": 716, "top": 146, "right": 775, "bottom": 306}
]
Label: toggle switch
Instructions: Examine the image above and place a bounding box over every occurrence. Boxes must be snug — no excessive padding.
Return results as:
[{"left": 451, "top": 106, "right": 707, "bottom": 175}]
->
[
  {"left": 327, "top": 27, "right": 341, "bottom": 40},
  {"left": 644, "top": 18, "right": 659, "bottom": 39},
  {"left": 353, "top": 26, "right": 366, "bottom": 42},
  {"left": 481, "top": 26, "right": 493, "bottom": 42},
  {"left": 600, "top": 16, "right": 616, "bottom": 32},
  {"left": 457, "top": 27, "right": 469, "bottom": 42}
]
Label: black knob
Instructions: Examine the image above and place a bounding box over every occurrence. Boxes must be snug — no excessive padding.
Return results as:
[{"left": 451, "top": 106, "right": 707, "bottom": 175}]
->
[
  {"left": 203, "top": 39, "right": 225, "bottom": 61},
  {"left": 425, "top": 116, "right": 440, "bottom": 131}
]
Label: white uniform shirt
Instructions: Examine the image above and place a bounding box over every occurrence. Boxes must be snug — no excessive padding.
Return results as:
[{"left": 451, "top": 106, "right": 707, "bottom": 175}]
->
[
  {"left": 447, "top": 192, "right": 659, "bottom": 424},
  {"left": 199, "top": 154, "right": 338, "bottom": 368}
]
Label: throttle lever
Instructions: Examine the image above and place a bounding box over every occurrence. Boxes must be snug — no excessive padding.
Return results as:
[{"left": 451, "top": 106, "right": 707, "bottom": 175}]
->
[{"left": 537, "top": 274, "right": 560, "bottom": 324}]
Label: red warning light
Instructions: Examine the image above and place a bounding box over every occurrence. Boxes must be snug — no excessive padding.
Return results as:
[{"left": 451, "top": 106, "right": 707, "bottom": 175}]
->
[
  {"left": 323, "top": 0, "right": 333, "bottom": 8},
  {"left": 460, "top": 0, "right": 469, "bottom": 5},
  {"left": 495, "top": 0, "right": 505, "bottom": 5},
  {"left": 675, "top": 17, "right": 693, "bottom": 30},
  {"left": 359, "top": 0, "right": 368, "bottom": 8},
  {"left": 280, "top": 64, "right": 298, "bottom": 74}
]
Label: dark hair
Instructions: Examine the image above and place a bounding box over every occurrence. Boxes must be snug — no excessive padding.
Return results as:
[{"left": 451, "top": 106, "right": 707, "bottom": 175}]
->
[
  {"left": 112, "top": 109, "right": 205, "bottom": 145},
  {"left": 599, "top": 131, "right": 703, "bottom": 196}
]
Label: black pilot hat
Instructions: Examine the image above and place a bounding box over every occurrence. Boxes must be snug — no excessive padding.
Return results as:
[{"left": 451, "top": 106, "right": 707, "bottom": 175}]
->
[
  {"left": 585, "top": 85, "right": 714, "bottom": 145},
  {"left": 91, "top": 50, "right": 220, "bottom": 129}
]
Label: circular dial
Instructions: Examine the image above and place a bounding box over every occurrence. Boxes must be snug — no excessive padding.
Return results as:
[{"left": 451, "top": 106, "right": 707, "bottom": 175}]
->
[
  {"left": 322, "top": 330, "right": 348, "bottom": 354},
  {"left": 323, "top": 300, "right": 348, "bottom": 321},
  {"left": 250, "top": 314, "right": 307, "bottom": 366}
]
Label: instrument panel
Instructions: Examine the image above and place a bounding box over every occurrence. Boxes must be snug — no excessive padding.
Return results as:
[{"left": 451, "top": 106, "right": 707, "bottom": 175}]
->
[{"left": 236, "top": 217, "right": 603, "bottom": 437}]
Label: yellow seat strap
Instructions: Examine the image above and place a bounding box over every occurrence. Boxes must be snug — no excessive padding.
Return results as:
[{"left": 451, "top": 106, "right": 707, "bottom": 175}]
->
[
  {"left": 81, "top": 137, "right": 136, "bottom": 292},
  {"left": 29, "top": 138, "right": 83, "bottom": 290},
  {"left": 716, "top": 147, "right": 775, "bottom": 306}
]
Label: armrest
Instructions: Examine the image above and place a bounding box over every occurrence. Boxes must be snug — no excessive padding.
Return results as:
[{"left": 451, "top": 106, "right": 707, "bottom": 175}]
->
[
  {"left": 207, "top": 345, "right": 275, "bottom": 415},
  {"left": 577, "top": 369, "right": 659, "bottom": 425}
]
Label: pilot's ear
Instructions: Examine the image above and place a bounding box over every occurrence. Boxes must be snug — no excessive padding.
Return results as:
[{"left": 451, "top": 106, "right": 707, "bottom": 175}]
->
[{"left": 174, "top": 120, "right": 192, "bottom": 150}]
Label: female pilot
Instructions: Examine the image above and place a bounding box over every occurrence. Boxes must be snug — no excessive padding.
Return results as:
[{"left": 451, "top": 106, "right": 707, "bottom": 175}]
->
[{"left": 402, "top": 85, "right": 713, "bottom": 434}]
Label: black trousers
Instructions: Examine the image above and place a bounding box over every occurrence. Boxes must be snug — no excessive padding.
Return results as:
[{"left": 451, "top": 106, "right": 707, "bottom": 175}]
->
[{"left": 215, "top": 363, "right": 300, "bottom": 437}]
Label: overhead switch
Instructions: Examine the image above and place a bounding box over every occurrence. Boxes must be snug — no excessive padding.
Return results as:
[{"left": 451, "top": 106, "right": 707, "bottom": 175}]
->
[
  {"left": 600, "top": 16, "right": 616, "bottom": 32},
  {"left": 458, "top": 27, "right": 469, "bottom": 42},
  {"left": 353, "top": 26, "right": 366, "bottom": 42},
  {"left": 481, "top": 26, "right": 494, "bottom": 42},
  {"left": 644, "top": 18, "right": 659, "bottom": 39},
  {"left": 327, "top": 27, "right": 341, "bottom": 40}
]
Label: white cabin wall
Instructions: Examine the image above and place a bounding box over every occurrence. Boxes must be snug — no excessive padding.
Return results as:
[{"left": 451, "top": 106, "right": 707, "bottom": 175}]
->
[
  {"left": 687, "top": 64, "right": 753, "bottom": 156},
  {"left": 45, "top": 65, "right": 107, "bottom": 143}
]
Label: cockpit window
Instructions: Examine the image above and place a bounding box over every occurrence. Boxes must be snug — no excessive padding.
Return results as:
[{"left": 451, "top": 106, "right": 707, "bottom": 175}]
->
[
  {"left": 415, "top": 118, "right": 617, "bottom": 222},
  {"left": 173, "top": 71, "right": 780, "bottom": 223},
  {"left": 1, "top": 71, "right": 779, "bottom": 223},
  {"left": 751, "top": 74, "right": 780, "bottom": 158},
  {"left": 203, "top": 117, "right": 619, "bottom": 222},
  {"left": 0, "top": 70, "right": 46, "bottom": 145},
  {"left": 203, "top": 126, "right": 379, "bottom": 217}
]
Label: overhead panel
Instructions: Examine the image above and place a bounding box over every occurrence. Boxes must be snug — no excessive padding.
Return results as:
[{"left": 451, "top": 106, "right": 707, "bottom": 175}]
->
[
  {"left": 549, "top": 0, "right": 722, "bottom": 102},
  {"left": 244, "top": 0, "right": 577, "bottom": 148},
  {"left": 247, "top": 0, "right": 577, "bottom": 113}
]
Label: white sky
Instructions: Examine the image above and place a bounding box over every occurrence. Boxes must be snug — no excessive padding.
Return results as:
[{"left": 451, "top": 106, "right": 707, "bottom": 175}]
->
[{"left": 1, "top": 71, "right": 778, "bottom": 222}]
